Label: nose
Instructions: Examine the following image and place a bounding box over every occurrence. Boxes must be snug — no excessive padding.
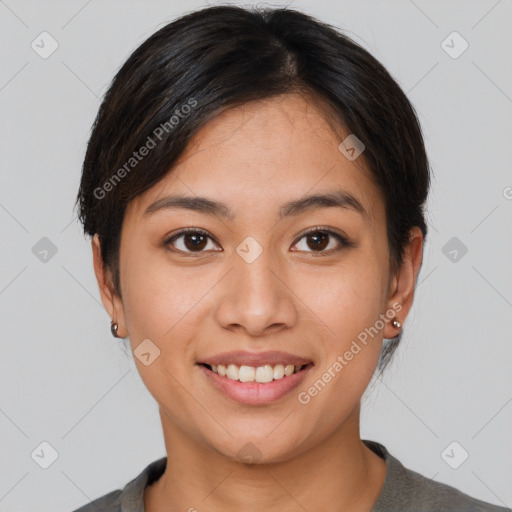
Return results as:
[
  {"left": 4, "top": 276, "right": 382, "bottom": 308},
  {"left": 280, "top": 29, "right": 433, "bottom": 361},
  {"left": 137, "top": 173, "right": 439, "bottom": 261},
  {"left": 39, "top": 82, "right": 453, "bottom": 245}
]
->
[{"left": 213, "top": 247, "right": 298, "bottom": 337}]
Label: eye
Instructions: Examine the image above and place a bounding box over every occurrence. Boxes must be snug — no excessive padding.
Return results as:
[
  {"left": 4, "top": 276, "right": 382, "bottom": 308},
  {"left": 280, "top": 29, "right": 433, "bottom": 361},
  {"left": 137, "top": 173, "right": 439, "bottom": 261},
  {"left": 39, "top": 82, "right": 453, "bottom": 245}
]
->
[
  {"left": 291, "top": 227, "right": 352, "bottom": 256},
  {"left": 163, "top": 226, "right": 353, "bottom": 256},
  {"left": 164, "top": 228, "right": 220, "bottom": 255}
]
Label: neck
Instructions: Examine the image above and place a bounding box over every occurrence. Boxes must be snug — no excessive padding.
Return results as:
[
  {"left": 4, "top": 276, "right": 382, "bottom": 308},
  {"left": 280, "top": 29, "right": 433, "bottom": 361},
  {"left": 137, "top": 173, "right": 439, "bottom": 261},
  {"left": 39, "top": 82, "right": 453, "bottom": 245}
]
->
[{"left": 145, "top": 403, "right": 386, "bottom": 512}]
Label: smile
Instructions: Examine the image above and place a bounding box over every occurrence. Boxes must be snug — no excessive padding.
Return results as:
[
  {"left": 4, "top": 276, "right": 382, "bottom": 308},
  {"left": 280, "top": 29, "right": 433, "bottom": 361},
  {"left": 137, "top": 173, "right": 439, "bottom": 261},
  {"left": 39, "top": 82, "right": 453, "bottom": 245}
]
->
[
  {"left": 203, "top": 363, "right": 310, "bottom": 383},
  {"left": 197, "top": 362, "right": 314, "bottom": 405}
]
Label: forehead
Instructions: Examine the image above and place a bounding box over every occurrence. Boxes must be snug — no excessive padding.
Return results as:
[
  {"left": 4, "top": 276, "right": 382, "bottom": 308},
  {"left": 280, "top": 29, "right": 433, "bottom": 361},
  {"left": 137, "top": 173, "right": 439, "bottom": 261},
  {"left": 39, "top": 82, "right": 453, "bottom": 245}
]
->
[{"left": 127, "top": 93, "right": 383, "bottom": 227}]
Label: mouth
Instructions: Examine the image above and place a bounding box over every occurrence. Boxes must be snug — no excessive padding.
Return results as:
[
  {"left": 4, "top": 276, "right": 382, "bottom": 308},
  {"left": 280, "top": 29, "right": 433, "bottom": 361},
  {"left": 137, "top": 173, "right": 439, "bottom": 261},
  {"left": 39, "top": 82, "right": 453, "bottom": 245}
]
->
[
  {"left": 196, "top": 361, "right": 314, "bottom": 405},
  {"left": 198, "top": 362, "right": 313, "bottom": 383}
]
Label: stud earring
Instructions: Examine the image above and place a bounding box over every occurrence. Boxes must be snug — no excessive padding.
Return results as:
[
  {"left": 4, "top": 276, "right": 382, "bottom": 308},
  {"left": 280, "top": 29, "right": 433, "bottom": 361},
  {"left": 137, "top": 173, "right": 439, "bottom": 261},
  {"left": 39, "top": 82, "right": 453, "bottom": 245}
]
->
[
  {"left": 111, "top": 320, "right": 120, "bottom": 338},
  {"left": 392, "top": 319, "right": 401, "bottom": 329}
]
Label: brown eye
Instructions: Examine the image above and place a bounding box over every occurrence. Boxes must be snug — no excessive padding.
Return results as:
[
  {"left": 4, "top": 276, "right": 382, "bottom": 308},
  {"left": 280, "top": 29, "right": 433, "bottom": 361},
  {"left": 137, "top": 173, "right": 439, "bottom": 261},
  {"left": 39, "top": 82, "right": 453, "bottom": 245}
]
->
[
  {"left": 164, "top": 227, "right": 352, "bottom": 256},
  {"left": 305, "top": 231, "right": 329, "bottom": 251},
  {"left": 292, "top": 228, "right": 351, "bottom": 255},
  {"left": 183, "top": 232, "right": 208, "bottom": 251},
  {"left": 164, "top": 229, "right": 219, "bottom": 254}
]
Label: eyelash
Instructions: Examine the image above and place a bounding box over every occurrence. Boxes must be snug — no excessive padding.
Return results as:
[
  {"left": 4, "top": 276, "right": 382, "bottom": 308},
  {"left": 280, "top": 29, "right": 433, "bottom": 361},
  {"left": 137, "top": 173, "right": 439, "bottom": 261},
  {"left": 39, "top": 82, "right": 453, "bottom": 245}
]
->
[{"left": 163, "top": 226, "right": 354, "bottom": 257}]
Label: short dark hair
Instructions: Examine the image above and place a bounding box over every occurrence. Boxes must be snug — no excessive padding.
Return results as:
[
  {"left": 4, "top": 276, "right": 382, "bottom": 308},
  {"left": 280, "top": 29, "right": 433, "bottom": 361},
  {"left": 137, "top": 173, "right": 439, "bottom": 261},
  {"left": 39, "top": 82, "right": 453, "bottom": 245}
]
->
[{"left": 75, "top": 5, "right": 430, "bottom": 374}]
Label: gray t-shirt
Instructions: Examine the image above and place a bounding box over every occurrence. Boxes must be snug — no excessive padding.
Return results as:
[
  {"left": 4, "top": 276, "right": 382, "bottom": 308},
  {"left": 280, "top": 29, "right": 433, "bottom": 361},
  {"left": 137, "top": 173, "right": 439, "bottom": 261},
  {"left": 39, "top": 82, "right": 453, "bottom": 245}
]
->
[{"left": 72, "top": 439, "right": 511, "bottom": 512}]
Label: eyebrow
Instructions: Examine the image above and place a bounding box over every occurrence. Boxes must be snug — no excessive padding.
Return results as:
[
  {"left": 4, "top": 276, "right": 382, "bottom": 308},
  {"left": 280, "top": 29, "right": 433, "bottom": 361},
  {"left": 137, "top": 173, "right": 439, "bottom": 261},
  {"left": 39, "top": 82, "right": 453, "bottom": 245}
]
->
[{"left": 143, "top": 189, "right": 368, "bottom": 221}]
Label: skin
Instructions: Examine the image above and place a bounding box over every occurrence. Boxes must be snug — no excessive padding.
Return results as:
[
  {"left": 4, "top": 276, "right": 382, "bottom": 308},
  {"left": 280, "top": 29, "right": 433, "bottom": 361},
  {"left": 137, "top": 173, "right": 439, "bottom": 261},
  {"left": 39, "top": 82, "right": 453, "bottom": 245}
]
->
[{"left": 92, "top": 92, "right": 423, "bottom": 512}]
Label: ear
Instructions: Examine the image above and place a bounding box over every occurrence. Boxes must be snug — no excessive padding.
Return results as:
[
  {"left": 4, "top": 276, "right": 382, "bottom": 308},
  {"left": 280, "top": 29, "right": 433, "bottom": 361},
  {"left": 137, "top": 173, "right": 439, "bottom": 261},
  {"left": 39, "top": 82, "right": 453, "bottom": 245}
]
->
[
  {"left": 91, "top": 234, "right": 128, "bottom": 338},
  {"left": 382, "top": 226, "right": 424, "bottom": 339}
]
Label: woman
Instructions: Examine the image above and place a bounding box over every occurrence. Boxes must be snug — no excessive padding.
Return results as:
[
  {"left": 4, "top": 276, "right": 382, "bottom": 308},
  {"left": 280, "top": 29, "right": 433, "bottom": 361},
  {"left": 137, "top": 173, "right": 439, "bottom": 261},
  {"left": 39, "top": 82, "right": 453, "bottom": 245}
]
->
[{"left": 72, "top": 5, "right": 510, "bottom": 511}]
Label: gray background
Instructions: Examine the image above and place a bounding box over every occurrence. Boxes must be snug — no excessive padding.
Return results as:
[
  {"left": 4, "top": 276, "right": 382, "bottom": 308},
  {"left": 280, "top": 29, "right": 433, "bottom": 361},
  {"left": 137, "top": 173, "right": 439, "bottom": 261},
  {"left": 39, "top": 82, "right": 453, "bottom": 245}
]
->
[{"left": 0, "top": 0, "right": 511, "bottom": 510}]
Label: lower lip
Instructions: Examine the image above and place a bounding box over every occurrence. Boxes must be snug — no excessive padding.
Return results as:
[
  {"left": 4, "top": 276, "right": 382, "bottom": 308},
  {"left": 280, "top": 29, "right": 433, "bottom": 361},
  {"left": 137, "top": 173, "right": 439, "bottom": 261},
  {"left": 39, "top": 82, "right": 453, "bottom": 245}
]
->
[{"left": 197, "top": 364, "right": 314, "bottom": 405}]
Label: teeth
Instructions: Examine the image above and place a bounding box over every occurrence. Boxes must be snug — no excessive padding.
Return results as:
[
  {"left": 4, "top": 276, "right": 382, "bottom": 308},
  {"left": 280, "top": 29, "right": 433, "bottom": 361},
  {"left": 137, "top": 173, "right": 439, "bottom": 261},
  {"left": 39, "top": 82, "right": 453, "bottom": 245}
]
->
[
  {"left": 284, "top": 364, "right": 295, "bottom": 376},
  {"left": 239, "top": 365, "right": 255, "bottom": 382},
  {"left": 226, "top": 364, "right": 239, "bottom": 380},
  {"left": 256, "top": 365, "right": 274, "bottom": 383},
  {"left": 273, "top": 364, "right": 285, "bottom": 379},
  {"left": 209, "top": 363, "right": 303, "bottom": 383}
]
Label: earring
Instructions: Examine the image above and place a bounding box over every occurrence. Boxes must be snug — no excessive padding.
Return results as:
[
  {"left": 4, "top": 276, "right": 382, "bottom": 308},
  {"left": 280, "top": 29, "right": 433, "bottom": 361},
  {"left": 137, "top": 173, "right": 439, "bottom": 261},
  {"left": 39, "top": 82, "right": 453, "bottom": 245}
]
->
[
  {"left": 111, "top": 320, "right": 120, "bottom": 338},
  {"left": 392, "top": 319, "right": 402, "bottom": 329}
]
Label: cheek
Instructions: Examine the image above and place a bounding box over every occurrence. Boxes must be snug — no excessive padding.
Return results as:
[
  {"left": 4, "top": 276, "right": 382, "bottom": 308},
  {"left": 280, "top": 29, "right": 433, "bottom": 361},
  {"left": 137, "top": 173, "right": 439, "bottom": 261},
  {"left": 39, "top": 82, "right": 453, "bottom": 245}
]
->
[
  {"left": 297, "top": 257, "right": 387, "bottom": 343},
  {"left": 293, "top": 254, "right": 387, "bottom": 399},
  {"left": 293, "top": 268, "right": 386, "bottom": 433},
  {"left": 119, "top": 252, "right": 207, "bottom": 415},
  {"left": 121, "top": 249, "right": 204, "bottom": 341}
]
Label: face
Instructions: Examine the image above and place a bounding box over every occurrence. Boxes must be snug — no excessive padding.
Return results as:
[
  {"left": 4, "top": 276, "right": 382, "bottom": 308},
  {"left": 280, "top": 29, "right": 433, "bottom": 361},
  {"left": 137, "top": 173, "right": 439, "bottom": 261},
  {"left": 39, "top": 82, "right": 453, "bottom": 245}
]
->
[{"left": 94, "top": 92, "right": 421, "bottom": 463}]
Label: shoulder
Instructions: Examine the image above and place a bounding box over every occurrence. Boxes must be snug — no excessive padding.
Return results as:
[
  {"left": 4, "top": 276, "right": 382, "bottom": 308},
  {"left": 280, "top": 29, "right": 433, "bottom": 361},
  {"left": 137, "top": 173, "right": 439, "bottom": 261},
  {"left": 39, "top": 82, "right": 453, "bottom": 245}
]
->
[
  {"left": 71, "top": 489, "right": 122, "bottom": 512},
  {"left": 70, "top": 456, "right": 167, "bottom": 512},
  {"left": 363, "top": 440, "right": 511, "bottom": 512},
  {"left": 400, "top": 466, "right": 511, "bottom": 512}
]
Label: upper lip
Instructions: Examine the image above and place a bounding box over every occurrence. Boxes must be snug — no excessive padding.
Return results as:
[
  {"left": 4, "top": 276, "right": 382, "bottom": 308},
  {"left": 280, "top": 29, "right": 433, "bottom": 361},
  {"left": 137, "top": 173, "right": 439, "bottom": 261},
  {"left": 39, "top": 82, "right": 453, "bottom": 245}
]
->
[{"left": 199, "top": 350, "right": 313, "bottom": 368}]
